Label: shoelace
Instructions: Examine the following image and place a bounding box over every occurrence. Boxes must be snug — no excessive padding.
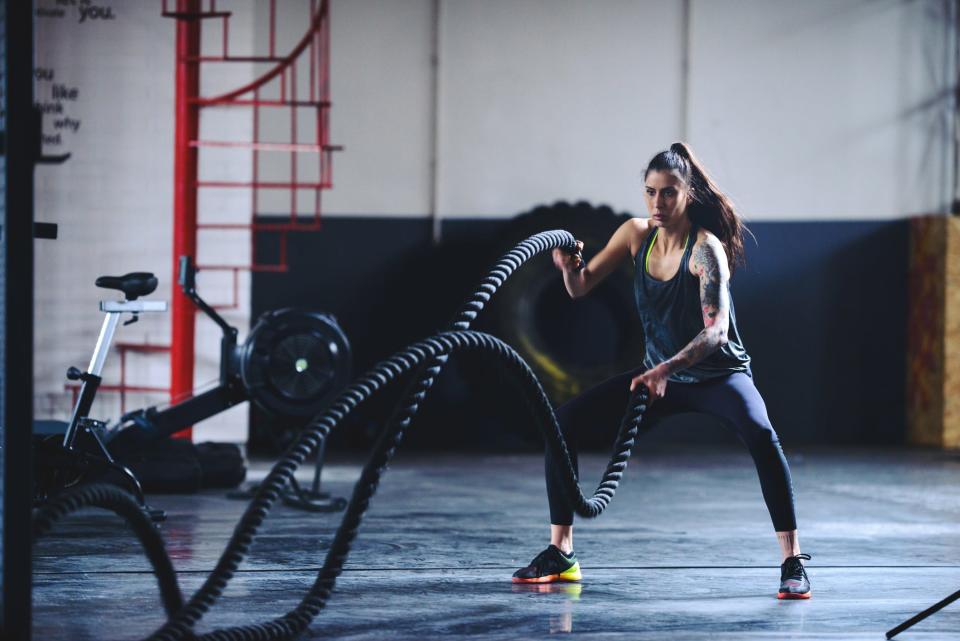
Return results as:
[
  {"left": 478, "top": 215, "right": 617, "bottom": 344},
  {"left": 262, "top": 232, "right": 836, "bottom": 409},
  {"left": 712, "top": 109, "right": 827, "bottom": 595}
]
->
[{"left": 782, "top": 553, "right": 811, "bottom": 580}]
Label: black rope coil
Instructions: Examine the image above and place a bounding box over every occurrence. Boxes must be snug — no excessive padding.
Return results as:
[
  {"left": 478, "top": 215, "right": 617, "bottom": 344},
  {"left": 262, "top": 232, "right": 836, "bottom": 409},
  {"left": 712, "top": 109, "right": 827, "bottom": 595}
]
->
[
  {"left": 33, "top": 230, "right": 648, "bottom": 641},
  {"left": 32, "top": 483, "right": 184, "bottom": 619}
]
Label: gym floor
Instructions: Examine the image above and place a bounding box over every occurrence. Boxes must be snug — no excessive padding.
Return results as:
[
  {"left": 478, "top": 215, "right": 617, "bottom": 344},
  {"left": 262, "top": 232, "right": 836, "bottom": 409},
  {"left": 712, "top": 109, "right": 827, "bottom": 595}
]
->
[{"left": 32, "top": 444, "right": 960, "bottom": 640}]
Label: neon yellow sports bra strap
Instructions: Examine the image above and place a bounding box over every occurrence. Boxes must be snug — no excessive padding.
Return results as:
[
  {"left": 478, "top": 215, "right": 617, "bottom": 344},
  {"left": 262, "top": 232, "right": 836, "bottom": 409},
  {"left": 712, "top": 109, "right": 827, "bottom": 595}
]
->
[
  {"left": 644, "top": 228, "right": 690, "bottom": 275},
  {"left": 644, "top": 228, "right": 658, "bottom": 274}
]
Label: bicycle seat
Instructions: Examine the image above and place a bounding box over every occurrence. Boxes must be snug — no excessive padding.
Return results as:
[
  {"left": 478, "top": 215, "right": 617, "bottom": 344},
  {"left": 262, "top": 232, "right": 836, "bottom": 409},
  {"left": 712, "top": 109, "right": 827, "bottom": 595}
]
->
[{"left": 95, "top": 272, "right": 158, "bottom": 300}]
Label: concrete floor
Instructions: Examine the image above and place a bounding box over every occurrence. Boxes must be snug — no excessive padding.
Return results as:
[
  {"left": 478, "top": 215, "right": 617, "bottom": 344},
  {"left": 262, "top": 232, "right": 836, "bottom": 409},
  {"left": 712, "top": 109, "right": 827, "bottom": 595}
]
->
[{"left": 32, "top": 445, "right": 960, "bottom": 640}]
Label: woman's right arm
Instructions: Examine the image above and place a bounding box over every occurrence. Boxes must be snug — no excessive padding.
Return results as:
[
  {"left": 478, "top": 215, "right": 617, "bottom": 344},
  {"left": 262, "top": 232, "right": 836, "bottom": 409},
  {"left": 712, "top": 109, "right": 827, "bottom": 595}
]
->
[{"left": 552, "top": 217, "right": 650, "bottom": 299}]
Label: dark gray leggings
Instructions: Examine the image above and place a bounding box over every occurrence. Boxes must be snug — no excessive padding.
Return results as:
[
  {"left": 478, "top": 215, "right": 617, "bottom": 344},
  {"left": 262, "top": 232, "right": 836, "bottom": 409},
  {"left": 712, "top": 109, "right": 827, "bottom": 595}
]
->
[{"left": 546, "top": 370, "right": 798, "bottom": 531}]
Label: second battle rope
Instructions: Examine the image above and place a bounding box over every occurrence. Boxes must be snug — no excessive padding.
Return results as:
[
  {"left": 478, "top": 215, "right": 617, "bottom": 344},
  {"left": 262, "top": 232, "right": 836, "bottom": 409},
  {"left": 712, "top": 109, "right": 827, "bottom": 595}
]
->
[
  {"left": 37, "top": 230, "right": 650, "bottom": 641},
  {"left": 32, "top": 483, "right": 184, "bottom": 619}
]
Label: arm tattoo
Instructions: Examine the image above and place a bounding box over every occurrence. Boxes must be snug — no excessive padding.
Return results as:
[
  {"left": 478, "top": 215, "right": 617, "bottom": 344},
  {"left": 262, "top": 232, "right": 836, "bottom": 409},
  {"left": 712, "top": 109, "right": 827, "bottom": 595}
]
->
[
  {"left": 661, "top": 237, "right": 731, "bottom": 375},
  {"left": 693, "top": 240, "right": 723, "bottom": 328}
]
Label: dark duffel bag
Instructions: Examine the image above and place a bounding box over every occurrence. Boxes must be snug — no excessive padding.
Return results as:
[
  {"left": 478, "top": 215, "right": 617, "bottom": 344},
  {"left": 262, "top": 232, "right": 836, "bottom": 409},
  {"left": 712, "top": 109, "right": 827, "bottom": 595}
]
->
[{"left": 196, "top": 441, "right": 247, "bottom": 489}]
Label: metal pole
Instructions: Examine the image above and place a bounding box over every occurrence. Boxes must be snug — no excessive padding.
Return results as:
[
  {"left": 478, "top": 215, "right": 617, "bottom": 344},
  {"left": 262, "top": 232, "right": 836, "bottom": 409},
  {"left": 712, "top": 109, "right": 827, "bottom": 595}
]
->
[
  {"left": 171, "top": 0, "right": 201, "bottom": 438},
  {"left": 429, "top": 0, "right": 442, "bottom": 244},
  {"left": 952, "top": 0, "right": 959, "bottom": 213},
  {"left": 87, "top": 312, "right": 122, "bottom": 376},
  {"left": 887, "top": 588, "right": 960, "bottom": 638},
  {"left": 679, "top": 0, "right": 691, "bottom": 141},
  {"left": 3, "top": 1, "right": 35, "bottom": 636}
]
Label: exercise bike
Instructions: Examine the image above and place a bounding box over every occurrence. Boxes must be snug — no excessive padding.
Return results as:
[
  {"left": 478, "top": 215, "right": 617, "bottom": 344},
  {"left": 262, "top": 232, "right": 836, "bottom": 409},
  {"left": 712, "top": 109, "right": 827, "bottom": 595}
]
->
[
  {"left": 109, "top": 256, "right": 352, "bottom": 512},
  {"left": 34, "top": 272, "right": 168, "bottom": 520},
  {"left": 36, "top": 259, "right": 352, "bottom": 516},
  {"left": 110, "top": 256, "right": 352, "bottom": 445}
]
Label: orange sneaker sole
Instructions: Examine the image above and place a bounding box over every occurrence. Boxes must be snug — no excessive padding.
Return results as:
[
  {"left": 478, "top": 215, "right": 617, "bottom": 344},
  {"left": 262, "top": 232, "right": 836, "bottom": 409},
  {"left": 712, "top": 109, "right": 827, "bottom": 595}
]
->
[
  {"left": 778, "top": 591, "right": 812, "bottom": 600},
  {"left": 512, "top": 575, "right": 581, "bottom": 584}
]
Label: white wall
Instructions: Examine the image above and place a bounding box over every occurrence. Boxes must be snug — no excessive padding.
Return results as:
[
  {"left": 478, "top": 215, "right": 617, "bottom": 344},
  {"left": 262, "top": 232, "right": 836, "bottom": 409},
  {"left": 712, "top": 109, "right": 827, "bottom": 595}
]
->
[
  {"left": 323, "top": 0, "right": 435, "bottom": 216},
  {"left": 34, "top": 0, "right": 258, "bottom": 441},
  {"left": 34, "top": 0, "right": 176, "bottom": 426},
  {"left": 323, "top": 0, "right": 955, "bottom": 220},
  {"left": 436, "top": 0, "right": 686, "bottom": 218},
  {"left": 687, "top": 0, "right": 955, "bottom": 220},
  {"left": 33, "top": 0, "right": 955, "bottom": 439}
]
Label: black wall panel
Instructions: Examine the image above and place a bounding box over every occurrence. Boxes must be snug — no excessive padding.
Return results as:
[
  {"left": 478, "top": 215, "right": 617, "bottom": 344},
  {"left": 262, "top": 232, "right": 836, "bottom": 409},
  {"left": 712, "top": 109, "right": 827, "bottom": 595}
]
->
[{"left": 252, "top": 215, "right": 908, "bottom": 450}]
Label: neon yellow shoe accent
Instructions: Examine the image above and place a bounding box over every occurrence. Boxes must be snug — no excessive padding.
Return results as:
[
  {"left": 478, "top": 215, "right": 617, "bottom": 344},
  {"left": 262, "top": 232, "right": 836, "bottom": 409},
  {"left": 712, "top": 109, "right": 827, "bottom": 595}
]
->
[{"left": 558, "top": 561, "right": 582, "bottom": 581}]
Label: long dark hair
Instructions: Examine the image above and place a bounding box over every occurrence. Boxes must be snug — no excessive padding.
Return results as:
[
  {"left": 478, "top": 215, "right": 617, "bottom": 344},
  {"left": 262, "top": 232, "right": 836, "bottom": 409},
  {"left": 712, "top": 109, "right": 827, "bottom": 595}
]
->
[{"left": 644, "top": 142, "right": 750, "bottom": 272}]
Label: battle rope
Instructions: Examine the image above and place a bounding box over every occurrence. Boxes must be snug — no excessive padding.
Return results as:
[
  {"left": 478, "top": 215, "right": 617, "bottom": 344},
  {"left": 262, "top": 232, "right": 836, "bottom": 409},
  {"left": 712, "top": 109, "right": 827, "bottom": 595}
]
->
[
  {"left": 33, "top": 230, "right": 649, "bottom": 641},
  {"left": 32, "top": 483, "right": 184, "bottom": 619}
]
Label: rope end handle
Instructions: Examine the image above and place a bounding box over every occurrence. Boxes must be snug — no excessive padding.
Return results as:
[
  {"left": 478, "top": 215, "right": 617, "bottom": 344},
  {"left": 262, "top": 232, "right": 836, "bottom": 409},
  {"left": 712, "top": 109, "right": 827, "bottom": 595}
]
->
[
  {"left": 565, "top": 239, "right": 586, "bottom": 272},
  {"left": 629, "top": 382, "right": 650, "bottom": 403}
]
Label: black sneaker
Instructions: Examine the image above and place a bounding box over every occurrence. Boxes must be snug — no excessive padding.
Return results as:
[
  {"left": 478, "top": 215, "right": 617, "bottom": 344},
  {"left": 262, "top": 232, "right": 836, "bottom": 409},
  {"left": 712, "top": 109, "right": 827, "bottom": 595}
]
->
[
  {"left": 778, "top": 553, "right": 812, "bottom": 599},
  {"left": 512, "top": 545, "right": 582, "bottom": 583}
]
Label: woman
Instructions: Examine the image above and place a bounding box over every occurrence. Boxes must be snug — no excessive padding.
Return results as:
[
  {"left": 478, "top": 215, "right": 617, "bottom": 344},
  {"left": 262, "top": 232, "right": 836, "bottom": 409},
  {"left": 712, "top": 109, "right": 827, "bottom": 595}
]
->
[{"left": 511, "top": 142, "right": 811, "bottom": 599}]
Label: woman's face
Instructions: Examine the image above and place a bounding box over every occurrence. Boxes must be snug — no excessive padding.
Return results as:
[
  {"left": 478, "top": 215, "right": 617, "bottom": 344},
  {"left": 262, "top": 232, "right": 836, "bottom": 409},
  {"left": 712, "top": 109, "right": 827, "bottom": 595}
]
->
[{"left": 644, "top": 170, "right": 690, "bottom": 227}]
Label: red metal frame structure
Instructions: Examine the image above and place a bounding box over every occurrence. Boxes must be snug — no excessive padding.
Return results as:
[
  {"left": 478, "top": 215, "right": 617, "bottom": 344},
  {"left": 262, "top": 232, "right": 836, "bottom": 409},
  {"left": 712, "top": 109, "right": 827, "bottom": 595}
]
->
[
  {"left": 169, "top": 0, "right": 201, "bottom": 437},
  {"left": 159, "top": 0, "right": 338, "bottom": 437}
]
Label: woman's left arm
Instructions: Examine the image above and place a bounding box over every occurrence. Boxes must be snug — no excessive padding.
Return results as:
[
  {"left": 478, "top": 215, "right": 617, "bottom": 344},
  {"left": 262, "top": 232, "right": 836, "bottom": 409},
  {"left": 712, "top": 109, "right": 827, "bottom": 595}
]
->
[{"left": 630, "top": 234, "right": 731, "bottom": 399}]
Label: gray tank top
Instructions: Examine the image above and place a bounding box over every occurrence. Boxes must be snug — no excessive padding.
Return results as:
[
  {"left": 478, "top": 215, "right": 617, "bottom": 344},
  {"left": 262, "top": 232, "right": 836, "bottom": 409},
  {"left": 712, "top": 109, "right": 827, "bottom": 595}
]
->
[{"left": 634, "top": 224, "right": 751, "bottom": 383}]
